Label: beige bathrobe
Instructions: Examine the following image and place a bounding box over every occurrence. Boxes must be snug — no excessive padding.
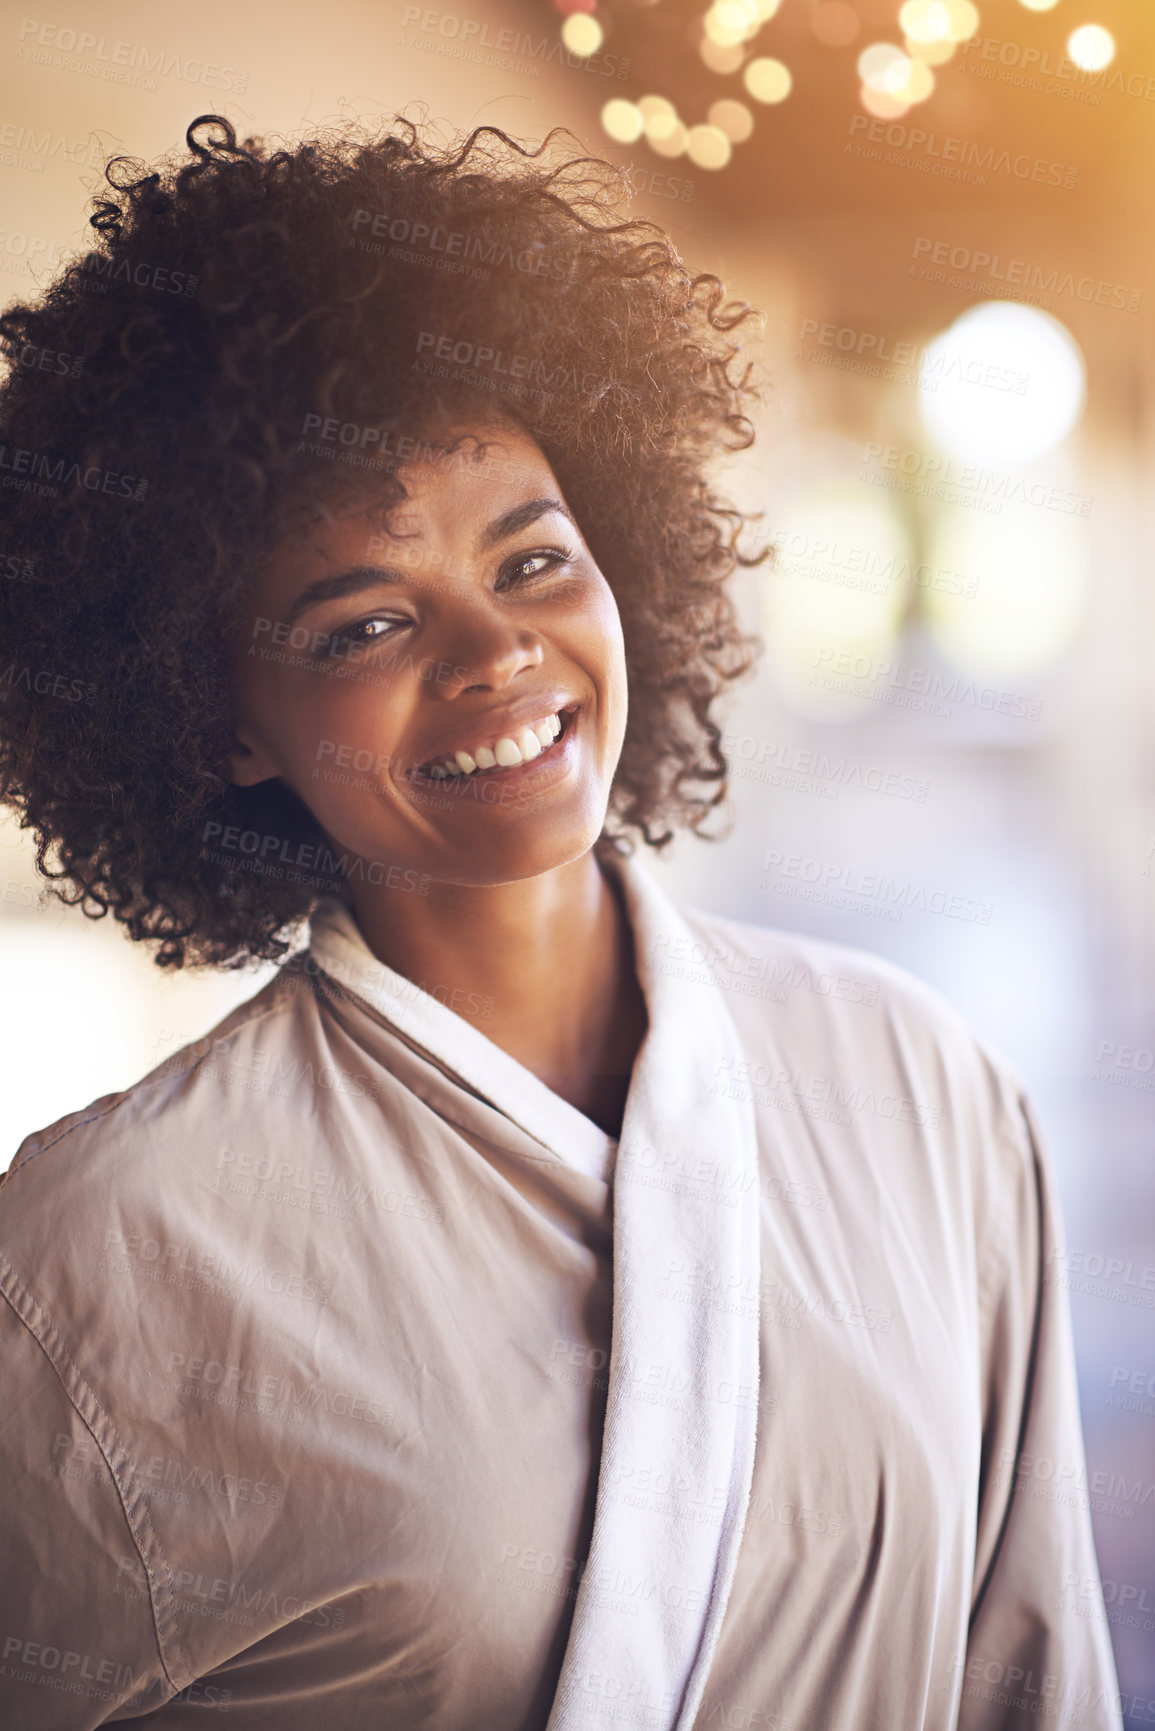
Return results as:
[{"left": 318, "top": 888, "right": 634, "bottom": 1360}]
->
[{"left": 0, "top": 850, "right": 1122, "bottom": 1729}]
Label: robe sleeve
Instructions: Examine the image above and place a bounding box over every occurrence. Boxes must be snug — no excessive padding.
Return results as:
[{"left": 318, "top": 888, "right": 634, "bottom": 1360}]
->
[
  {"left": 958, "top": 1084, "right": 1124, "bottom": 1731},
  {"left": 0, "top": 1271, "right": 175, "bottom": 1725}
]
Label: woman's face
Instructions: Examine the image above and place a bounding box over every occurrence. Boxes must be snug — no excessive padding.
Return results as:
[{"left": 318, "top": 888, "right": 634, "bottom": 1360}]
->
[{"left": 228, "top": 423, "right": 629, "bottom": 888}]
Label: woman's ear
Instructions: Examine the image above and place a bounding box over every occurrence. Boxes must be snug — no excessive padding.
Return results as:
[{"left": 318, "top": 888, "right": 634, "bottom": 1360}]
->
[{"left": 226, "top": 727, "right": 280, "bottom": 788}]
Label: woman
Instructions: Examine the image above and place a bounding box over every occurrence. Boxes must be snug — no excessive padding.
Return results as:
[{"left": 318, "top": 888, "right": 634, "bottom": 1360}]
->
[{"left": 0, "top": 116, "right": 1122, "bottom": 1729}]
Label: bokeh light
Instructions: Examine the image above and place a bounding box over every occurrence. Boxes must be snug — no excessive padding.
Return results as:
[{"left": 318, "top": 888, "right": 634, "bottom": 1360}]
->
[
  {"left": 918, "top": 303, "right": 1086, "bottom": 466},
  {"left": 601, "top": 99, "right": 644, "bottom": 143},
  {"left": 892, "top": 57, "right": 936, "bottom": 102},
  {"left": 744, "top": 57, "right": 793, "bottom": 102},
  {"left": 906, "top": 35, "right": 956, "bottom": 65},
  {"left": 858, "top": 42, "right": 911, "bottom": 95},
  {"left": 859, "top": 85, "right": 910, "bottom": 120},
  {"left": 708, "top": 98, "right": 755, "bottom": 142},
  {"left": 700, "top": 36, "right": 746, "bottom": 72},
  {"left": 899, "top": 1, "right": 951, "bottom": 43},
  {"left": 639, "top": 93, "right": 679, "bottom": 138},
  {"left": 561, "top": 12, "right": 603, "bottom": 53},
  {"left": 1018, "top": 0, "right": 1060, "bottom": 10},
  {"left": 649, "top": 119, "right": 689, "bottom": 157},
  {"left": 924, "top": 506, "right": 1088, "bottom": 678},
  {"left": 1068, "top": 24, "right": 1115, "bottom": 71},
  {"left": 759, "top": 481, "right": 911, "bottom": 721},
  {"left": 687, "top": 123, "right": 733, "bottom": 169}
]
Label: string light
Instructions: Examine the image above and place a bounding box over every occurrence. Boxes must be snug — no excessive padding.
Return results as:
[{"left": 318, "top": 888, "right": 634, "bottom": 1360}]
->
[
  {"left": 743, "top": 57, "right": 792, "bottom": 102},
  {"left": 708, "top": 98, "right": 755, "bottom": 142},
  {"left": 561, "top": 12, "right": 603, "bottom": 53},
  {"left": 858, "top": 42, "right": 912, "bottom": 95},
  {"left": 601, "top": 99, "right": 645, "bottom": 143},
  {"left": 699, "top": 36, "right": 746, "bottom": 72},
  {"left": 686, "top": 124, "right": 733, "bottom": 168},
  {"left": 649, "top": 119, "right": 689, "bottom": 157},
  {"left": 1068, "top": 24, "right": 1115, "bottom": 71}
]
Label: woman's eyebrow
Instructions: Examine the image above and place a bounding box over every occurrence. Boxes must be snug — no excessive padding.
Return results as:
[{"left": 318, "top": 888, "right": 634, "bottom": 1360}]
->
[
  {"left": 479, "top": 496, "right": 577, "bottom": 550},
  {"left": 285, "top": 565, "right": 407, "bottom": 626}
]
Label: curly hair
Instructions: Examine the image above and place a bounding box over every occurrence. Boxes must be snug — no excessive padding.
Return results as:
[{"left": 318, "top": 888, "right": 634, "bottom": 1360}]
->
[{"left": 0, "top": 113, "right": 764, "bottom": 970}]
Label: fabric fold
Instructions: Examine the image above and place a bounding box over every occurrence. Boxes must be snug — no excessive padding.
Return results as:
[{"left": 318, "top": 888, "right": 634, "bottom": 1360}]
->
[
  {"left": 543, "top": 857, "right": 762, "bottom": 1731},
  {"left": 311, "top": 853, "right": 762, "bottom": 1731}
]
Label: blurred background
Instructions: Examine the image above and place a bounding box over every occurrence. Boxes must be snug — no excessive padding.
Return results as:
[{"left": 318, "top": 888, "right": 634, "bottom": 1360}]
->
[{"left": 1, "top": 0, "right": 1152, "bottom": 1716}]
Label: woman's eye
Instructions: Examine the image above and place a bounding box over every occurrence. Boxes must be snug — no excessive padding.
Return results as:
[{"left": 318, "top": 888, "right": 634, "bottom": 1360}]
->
[
  {"left": 324, "top": 616, "right": 404, "bottom": 656},
  {"left": 498, "top": 548, "right": 571, "bottom": 588}
]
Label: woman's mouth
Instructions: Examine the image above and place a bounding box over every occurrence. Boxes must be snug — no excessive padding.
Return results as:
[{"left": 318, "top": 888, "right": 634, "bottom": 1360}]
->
[{"left": 410, "top": 707, "right": 579, "bottom": 786}]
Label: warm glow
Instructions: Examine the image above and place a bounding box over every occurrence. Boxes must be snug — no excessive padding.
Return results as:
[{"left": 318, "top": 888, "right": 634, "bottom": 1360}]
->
[
  {"left": 1018, "top": 0, "right": 1060, "bottom": 10},
  {"left": 700, "top": 37, "right": 746, "bottom": 71},
  {"left": 601, "top": 99, "right": 645, "bottom": 143},
  {"left": 858, "top": 42, "right": 911, "bottom": 94},
  {"left": 704, "top": 5, "right": 746, "bottom": 44},
  {"left": 925, "top": 506, "right": 1088, "bottom": 678},
  {"left": 941, "top": 0, "right": 979, "bottom": 38},
  {"left": 891, "top": 56, "right": 935, "bottom": 102},
  {"left": 649, "top": 119, "right": 689, "bottom": 157},
  {"left": 918, "top": 302, "right": 1086, "bottom": 465},
  {"left": 639, "top": 93, "right": 679, "bottom": 140},
  {"left": 898, "top": 0, "right": 952, "bottom": 43},
  {"left": 744, "top": 56, "right": 792, "bottom": 102},
  {"left": 906, "top": 34, "right": 955, "bottom": 64},
  {"left": 1068, "top": 24, "right": 1115, "bottom": 71},
  {"left": 561, "top": 12, "right": 603, "bottom": 53},
  {"left": 759, "top": 482, "right": 910, "bottom": 722},
  {"left": 859, "top": 84, "right": 910, "bottom": 119},
  {"left": 709, "top": 98, "right": 755, "bottom": 141},
  {"left": 687, "top": 123, "right": 733, "bottom": 169}
]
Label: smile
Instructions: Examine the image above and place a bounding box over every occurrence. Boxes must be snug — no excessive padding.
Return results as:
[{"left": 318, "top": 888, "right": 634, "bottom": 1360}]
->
[{"left": 411, "top": 708, "right": 577, "bottom": 783}]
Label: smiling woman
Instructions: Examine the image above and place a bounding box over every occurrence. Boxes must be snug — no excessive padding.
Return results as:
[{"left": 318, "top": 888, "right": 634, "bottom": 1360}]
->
[{"left": 0, "top": 115, "right": 1124, "bottom": 1731}]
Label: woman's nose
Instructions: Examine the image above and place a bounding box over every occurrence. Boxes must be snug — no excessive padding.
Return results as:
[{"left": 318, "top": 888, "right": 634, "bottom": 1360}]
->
[{"left": 433, "top": 608, "right": 545, "bottom": 697}]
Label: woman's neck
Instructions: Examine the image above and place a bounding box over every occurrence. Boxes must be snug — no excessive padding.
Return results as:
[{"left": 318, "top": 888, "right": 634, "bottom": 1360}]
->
[{"left": 345, "top": 850, "right": 649, "bottom": 1138}]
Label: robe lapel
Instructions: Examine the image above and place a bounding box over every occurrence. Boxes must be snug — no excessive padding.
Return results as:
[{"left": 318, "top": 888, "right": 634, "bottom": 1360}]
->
[
  {"left": 545, "top": 853, "right": 762, "bottom": 1731},
  {"left": 307, "top": 853, "right": 762, "bottom": 1728}
]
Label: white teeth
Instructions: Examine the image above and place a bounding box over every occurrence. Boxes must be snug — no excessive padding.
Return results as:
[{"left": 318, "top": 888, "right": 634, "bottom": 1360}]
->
[{"left": 422, "top": 710, "right": 566, "bottom": 777}]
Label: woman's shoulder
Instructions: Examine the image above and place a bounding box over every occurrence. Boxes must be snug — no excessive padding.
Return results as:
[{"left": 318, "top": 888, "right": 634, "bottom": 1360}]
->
[
  {"left": 2, "top": 962, "right": 312, "bottom": 1196},
  {"left": 674, "top": 900, "right": 1029, "bottom": 1129}
]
